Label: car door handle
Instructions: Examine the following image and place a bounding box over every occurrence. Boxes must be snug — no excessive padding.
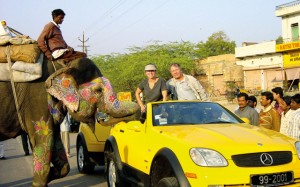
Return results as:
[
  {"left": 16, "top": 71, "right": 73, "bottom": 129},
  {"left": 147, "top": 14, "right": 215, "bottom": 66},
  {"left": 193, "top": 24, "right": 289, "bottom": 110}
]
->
[{"left": 120, "top": 129, "right": 124, "bottom": 133}]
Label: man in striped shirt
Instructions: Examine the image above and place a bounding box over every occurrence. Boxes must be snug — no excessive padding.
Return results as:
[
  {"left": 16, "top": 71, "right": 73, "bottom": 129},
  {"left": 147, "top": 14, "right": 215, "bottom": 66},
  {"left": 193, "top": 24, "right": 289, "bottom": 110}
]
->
[{"left": 258, "top": 91, "right": 281, "bottom": 132}]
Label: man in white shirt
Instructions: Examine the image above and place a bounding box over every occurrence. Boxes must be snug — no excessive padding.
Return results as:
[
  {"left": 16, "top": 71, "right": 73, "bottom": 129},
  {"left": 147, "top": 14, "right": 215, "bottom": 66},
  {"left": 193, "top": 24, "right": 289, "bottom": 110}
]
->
[
  {"left": 167, "top": 63, "right": 209, "bottom": 101},
  {"left": 288, "top": 94, "right": 300, "bottom": 140},
  {"left": 279, "top": 96, "right": 294, "bottom": 136}
]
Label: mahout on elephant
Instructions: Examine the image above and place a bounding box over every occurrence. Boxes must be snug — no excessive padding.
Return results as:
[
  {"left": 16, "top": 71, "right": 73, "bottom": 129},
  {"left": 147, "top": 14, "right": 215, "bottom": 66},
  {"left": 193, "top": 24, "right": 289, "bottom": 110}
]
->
[{"left": 0, "top": 56, "right": 138, "bottom": 186}]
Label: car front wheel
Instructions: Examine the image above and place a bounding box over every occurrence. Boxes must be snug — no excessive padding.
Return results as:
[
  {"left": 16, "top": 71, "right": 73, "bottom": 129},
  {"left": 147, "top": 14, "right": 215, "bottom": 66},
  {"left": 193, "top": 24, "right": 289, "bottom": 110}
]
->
[
  {"left": 157, "top": 177, "right": 179, "bottom": 187},
  {"left": 77, "top": 140, "right": 95, "bottom": 174},
  {"left": 106, "top": 151, "right": 125, "bottom": 187}
]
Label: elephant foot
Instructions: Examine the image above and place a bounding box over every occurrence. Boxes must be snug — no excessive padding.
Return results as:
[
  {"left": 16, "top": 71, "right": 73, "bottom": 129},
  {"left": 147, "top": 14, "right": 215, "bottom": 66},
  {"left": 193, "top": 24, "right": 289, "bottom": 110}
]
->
[{"left": 47, "top": 163, "right": 70, "bottom": 183}]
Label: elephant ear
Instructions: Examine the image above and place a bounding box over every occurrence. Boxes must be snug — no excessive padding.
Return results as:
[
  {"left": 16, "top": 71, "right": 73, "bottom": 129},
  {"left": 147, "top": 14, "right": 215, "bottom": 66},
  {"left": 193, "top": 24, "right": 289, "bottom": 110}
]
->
[{"left": 45, "top": 68, "right": 79, "bottom": 112}]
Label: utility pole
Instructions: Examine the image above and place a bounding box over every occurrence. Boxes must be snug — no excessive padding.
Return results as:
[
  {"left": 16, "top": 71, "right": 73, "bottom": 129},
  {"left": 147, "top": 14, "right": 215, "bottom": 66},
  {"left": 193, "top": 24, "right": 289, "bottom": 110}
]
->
[{"left": 78, "top": 32, "right": 90, "bottom": 55}]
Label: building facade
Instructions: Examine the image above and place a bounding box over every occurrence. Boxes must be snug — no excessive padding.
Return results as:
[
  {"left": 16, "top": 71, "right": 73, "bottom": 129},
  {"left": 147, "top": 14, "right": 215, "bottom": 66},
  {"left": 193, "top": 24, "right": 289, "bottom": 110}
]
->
[
  {"left": 235, "top": 0, "right": 300, "bottom": 92},
  {"left": 197, "top": 54, "right": 243, "bottom": 95},
  {"left": 235, "top": 41, "right": 283, "bottom": 91},
  {"left": 275, "top": 0, "right": 300, "bottom": 91}
]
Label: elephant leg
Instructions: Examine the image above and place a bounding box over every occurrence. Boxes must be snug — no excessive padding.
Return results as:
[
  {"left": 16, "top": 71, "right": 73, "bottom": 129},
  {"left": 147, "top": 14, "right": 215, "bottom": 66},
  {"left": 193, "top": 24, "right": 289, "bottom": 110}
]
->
[
  {"left": 47, "top": 124, "right": 70, "bottom": 183},
  {"left": 31, "top": 117, "right": 69, "bottom": 187},
  {"left": 31, "top": 117, "right": 53, "bottom": 187}
]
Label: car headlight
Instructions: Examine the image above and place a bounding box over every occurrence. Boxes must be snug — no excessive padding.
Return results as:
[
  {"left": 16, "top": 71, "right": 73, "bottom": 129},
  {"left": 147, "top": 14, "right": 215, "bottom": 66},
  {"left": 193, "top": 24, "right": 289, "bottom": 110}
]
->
[
  {"left": 190, "top": 148, "right": 228, "bottom": 167},
  {"left": 296, "top": 142, "right": 300, "bottom": 159}
]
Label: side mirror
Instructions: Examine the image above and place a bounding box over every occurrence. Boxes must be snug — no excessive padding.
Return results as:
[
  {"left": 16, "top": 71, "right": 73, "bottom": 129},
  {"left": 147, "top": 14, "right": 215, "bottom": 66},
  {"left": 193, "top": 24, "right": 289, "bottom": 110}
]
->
[
  {"left": 95, "top": 111, "right": 109, "bottom": 123},
  {"left": 241, "top": 117, "right": 250, "bottom": 124}
]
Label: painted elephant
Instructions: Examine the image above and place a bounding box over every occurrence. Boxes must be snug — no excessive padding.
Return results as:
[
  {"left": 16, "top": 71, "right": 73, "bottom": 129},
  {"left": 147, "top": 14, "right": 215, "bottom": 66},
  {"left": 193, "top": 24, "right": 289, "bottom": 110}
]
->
[{"left": 0, "top": 57, "right": 138, "bottom": 186}]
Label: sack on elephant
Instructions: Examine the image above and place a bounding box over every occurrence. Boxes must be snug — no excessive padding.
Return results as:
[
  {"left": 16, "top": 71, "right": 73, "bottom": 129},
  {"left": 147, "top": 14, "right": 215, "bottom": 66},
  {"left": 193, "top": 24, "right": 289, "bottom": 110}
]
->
[
  {"left": 0, "top": 53, "right": 43, "bottom": 82},
  {"left": 0, "top": 44, "right": 41, "bottom": 63}
]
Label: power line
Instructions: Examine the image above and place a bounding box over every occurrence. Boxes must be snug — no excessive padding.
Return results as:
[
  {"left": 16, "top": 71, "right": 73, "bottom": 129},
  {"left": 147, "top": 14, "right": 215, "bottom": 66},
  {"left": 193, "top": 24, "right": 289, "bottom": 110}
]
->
[
  {"left": 87, "top": 0, "right": 145, "bottom": 38},
  {"left": 84, "top": 0, "right": 126, "bottom": 33},
  {"left": 90, "top": 0, "right": 170, "bottom": 47},
  {"left": 70, "top": 0, "right": 125, "bottom": 47}
]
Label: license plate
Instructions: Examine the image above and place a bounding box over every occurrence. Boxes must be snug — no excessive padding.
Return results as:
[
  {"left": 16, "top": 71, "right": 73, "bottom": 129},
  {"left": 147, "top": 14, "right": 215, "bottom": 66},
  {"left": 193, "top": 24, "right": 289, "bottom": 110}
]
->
[{"left": 251, "top": 171, "right": 294, "bottom": 187}]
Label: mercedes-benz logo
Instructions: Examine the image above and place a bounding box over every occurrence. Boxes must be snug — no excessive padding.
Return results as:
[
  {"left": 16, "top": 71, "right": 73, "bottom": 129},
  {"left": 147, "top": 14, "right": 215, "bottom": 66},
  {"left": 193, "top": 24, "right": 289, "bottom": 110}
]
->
[{"left": 260, "top": 153, "right": 273, "bottom": 165}]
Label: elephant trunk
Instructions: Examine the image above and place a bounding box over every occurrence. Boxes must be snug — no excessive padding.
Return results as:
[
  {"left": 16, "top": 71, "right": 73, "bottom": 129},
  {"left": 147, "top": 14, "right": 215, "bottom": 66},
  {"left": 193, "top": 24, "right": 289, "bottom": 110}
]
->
[{"left": 100, "top": 77, "right": 139, "bottom": 118}]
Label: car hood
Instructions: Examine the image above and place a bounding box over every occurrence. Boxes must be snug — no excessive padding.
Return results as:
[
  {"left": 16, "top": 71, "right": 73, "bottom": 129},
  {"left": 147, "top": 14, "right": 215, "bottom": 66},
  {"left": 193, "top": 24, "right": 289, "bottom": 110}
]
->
[{"left": 155, "top": 124, "right": 297, "bottom": 158}]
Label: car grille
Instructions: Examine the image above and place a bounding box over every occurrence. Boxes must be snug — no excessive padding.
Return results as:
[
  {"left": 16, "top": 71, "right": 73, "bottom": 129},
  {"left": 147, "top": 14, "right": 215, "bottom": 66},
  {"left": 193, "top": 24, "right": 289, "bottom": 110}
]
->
[{"left": 231, "top": 151, "right": 292, "bottom": 167}]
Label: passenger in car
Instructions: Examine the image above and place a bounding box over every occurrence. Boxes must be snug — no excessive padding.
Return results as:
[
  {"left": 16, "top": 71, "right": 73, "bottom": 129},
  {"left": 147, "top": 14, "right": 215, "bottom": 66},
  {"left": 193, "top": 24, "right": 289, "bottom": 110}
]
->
[
  {"left": 135, "top": 64, "right": 167, "bottom": 117},
  {"left": 167, "top": 63, "right": 209, "bottom": 101}
]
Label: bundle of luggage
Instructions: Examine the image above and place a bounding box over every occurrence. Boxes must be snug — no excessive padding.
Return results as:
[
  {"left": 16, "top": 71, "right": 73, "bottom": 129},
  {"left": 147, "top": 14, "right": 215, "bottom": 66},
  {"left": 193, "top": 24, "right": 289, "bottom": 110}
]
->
[{"left": 0, "top": 21, "right": 43, "bottom": 82}]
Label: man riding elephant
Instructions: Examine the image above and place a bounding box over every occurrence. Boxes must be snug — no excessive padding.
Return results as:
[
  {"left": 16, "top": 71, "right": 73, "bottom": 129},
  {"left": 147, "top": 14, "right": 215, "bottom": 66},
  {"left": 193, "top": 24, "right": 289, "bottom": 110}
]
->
[{"left": 37, "top": 9, "right": 86, "bottom": 64}]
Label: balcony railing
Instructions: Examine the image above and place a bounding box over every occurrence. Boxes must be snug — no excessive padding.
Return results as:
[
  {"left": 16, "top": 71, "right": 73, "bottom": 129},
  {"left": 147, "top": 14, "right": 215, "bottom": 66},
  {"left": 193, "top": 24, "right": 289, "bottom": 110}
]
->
[
  {"left": 276, "top": 0, "right": 300, "bottom": 10},
  {"left": 276, "top": 37, "right": 300, "bottom": 44}
]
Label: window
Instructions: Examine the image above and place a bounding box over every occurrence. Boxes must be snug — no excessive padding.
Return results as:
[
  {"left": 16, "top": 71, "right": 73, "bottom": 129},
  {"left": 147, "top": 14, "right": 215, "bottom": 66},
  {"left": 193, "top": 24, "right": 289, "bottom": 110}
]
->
[{"left": 291, "top": 23, "right": 299, "bottom": 41}]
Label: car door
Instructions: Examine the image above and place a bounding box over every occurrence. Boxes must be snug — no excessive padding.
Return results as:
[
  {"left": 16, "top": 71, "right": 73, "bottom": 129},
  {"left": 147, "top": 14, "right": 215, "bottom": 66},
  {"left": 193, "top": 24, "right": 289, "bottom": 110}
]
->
[{"left": 124, "top": 120, "right": 149, "bottom": 171}]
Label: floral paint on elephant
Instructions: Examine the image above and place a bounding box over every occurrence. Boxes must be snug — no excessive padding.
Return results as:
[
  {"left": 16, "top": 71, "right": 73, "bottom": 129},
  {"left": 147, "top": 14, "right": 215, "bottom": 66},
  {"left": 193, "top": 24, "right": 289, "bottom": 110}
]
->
[
  {"left": 101, "top": 77, "right": 138, "bottom": 117},
  {"left": 32, "top": 117, "right": 69, "bottom": 186},
  {"left": 47, "top": 73, "right": 80, "bottom": 112},
  {"left": 101, "top": 76, "right": 120, "bottom": 110},
  {"left": 32, "top": 117, "right": 53, "bottom": 184},
  {"left": 76, "top": 77, "right": 103, "bottom": 117},
  {"left": 47, "top": 94, "right": 65, "bottom": 124}
]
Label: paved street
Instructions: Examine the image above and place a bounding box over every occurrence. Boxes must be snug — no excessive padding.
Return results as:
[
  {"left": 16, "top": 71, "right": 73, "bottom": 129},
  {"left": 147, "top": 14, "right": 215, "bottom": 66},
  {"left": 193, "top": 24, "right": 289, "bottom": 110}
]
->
[{"left": 0, "top": 133, "right": 107, "bottom": 187}]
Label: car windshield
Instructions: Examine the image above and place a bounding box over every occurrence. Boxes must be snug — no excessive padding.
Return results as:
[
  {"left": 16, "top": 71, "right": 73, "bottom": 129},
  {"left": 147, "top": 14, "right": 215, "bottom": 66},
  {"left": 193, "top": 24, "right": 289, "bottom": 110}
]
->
[{"left": 152, "top": 102, "right": 243, "bottom": 126}]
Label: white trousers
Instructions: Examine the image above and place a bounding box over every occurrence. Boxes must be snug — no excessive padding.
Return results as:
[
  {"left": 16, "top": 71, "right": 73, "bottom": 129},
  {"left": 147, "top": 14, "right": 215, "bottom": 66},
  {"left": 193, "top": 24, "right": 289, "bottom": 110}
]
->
[
  {"left": 60, "top": 132, "right": 70, "bottom": 154},
  {"left": 0, "top": 141, "right": 4, "bottom": 158}
]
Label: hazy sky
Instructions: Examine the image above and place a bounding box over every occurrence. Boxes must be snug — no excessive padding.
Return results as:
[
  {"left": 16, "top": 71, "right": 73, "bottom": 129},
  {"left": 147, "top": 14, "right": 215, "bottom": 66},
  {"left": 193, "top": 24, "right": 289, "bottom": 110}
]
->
[{"left": 1, "top": 0, "right": 290, "bottom": 56}]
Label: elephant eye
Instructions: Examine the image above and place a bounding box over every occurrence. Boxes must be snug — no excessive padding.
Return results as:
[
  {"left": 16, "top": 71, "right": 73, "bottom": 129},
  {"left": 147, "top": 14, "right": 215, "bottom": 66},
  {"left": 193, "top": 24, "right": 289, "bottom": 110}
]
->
[{"left": 92, "top": 85, "right": 102, "bottom": 93}]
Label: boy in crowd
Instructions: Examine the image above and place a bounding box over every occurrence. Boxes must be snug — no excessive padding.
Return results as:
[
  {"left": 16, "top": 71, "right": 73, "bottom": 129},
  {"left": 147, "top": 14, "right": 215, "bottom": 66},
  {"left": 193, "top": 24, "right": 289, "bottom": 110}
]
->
[{"left": 248, "top": 95, "right": 261, "bottom": 113}]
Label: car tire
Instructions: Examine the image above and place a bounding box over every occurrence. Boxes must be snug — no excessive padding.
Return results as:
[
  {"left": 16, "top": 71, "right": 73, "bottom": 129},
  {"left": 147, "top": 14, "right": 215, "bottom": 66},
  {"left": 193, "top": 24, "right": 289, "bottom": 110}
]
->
[
  {"left": 157, "top": 177, "right": 179, "bottom": 187},
  {"left": 77, "top": 140, "right": 95, "bottom": 174},
  {"left": 106, "top": 151, "right": 125, "bottom": 187}
]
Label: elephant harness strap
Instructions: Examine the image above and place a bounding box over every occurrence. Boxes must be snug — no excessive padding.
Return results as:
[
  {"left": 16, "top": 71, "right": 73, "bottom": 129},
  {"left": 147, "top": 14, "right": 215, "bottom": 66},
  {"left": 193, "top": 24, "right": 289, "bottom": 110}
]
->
[{"left": 5, "top": 45, "right": 26, "bottom": 131}]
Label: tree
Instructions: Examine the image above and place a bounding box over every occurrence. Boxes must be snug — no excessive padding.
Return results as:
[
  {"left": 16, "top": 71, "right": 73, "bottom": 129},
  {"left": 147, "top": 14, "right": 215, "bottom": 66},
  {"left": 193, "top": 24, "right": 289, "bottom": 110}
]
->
[
  {"left": 276, "top": 36, "right": 283, "bottom": 44},
  {"left": 195, "top": 31, "right": 236, "bottom": 59}
]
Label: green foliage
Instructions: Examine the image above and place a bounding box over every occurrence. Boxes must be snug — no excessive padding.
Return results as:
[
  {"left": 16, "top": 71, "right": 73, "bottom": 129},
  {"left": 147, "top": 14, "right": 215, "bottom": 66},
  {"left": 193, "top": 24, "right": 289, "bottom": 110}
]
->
[
  {"left": 276, "top": 36, "right": 283, "bottom": 44},
  {"left": 92, "top": 31, "right": 235, "bottom": 99},
  {"left": 195, "top": 31, "right": 236, "bottom": 59}
]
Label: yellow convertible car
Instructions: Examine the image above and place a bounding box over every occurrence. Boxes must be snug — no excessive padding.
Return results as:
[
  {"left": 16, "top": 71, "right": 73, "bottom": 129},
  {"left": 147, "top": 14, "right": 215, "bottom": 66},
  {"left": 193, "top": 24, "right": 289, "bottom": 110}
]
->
[{"left": 104, "top": 101, "right": 300, "bottom": 187}]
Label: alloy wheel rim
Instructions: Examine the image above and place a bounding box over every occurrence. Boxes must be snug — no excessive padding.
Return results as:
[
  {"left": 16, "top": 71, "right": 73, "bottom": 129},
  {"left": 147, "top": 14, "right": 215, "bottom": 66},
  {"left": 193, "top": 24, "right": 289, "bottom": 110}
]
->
[
  {"left": 78, "top": 146, "right": 84, "bottom": 169},
  {"left": 108, "top": 160, "right": 117, "bottom": 187}
]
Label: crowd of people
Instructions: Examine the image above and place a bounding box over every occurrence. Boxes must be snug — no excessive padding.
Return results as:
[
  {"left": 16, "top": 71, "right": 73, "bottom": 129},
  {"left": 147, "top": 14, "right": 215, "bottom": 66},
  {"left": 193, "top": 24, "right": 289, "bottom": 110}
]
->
[{"left": 233, "top": 87, "right": 300, "bottom": 140}]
